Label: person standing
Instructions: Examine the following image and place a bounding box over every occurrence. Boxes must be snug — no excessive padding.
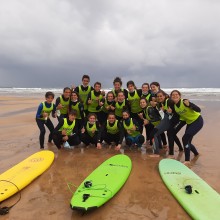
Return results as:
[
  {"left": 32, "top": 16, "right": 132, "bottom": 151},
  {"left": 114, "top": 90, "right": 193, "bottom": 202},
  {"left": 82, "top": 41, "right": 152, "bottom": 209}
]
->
[
  {"left": 55, "top": 87, "right": 71, "bottom": 120},
  {"left": 170, "top": 90, "right": 203, "bottom": 165},
  {"left": 36, "top": 91, "right": 56, "bottom": 149},
  {"left": 74, "top": 75, "right": 94, "bottom": 116}
]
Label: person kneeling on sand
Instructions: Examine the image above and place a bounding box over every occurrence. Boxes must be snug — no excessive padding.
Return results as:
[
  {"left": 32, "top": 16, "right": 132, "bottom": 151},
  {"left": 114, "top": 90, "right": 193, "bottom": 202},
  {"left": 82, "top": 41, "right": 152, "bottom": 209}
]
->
[
  {"left": 122, "top": 110, "right": 145, "bottom": 149},
  {"left": 53, "top": 110, "right": 81, "bottom": 149}
]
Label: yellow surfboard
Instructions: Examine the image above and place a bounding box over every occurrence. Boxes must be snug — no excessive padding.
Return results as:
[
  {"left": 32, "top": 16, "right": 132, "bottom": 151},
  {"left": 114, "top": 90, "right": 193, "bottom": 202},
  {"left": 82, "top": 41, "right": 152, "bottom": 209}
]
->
[{"left": 0, "top": 150, "right": 54, "bottom": 202}]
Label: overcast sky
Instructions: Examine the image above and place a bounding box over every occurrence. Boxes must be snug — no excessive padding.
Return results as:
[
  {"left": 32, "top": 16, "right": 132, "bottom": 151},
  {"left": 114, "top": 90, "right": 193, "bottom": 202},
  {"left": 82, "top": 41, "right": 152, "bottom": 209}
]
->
[{"left": 0, "top": 0, "right": 220, "bottom": 88}]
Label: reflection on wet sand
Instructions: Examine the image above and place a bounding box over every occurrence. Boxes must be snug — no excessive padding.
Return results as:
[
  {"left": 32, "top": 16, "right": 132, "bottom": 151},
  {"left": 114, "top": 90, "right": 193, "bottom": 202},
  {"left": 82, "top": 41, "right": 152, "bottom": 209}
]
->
[{"left": 0, "top": 96, "right": 220, "bottom": 220}]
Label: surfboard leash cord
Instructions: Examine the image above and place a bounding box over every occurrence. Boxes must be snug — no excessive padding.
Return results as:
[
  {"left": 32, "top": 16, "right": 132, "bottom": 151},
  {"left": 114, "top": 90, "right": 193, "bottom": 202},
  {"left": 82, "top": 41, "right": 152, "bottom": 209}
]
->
[{"left": 0, "top": 180, "right": 21, "bottom": 215}]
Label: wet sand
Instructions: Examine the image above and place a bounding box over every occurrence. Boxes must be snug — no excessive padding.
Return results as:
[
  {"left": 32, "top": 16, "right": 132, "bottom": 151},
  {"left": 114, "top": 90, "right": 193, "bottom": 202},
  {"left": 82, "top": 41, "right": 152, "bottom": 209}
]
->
[{"left": 0, "top": 95, "right": 220, "bottom": 220}]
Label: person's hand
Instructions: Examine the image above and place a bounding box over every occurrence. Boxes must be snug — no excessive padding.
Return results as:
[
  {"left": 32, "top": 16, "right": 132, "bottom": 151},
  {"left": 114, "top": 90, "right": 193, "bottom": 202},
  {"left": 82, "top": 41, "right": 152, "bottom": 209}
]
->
[
  {"left": 81, "top": 127, "right": 85, "bottom": 133},
  {"left": 63, "top": 135, "right": 68, "bottom": 141},
  {"left": 115, "top": 144, "right": 121, "bottom": 151},
  {"left": 138, "top": 112, "right": 143, "bottom": 119},
  {"left": 62, "top": 129, "right": 67, "bottom": 135},
  {"left": 167, "top": 107, "right": 172, "bottom": 114},
  {"left": 183, "top": 99, "right": 190, "bottom": 107},
  {"left": 88, "top": 98, "right": 92, "bottom": 104},
  {"left": 42, "top": 112, "right": 48, "bottom": 118},
  {"left": 97, "top": 143, "right": 102, "bottom": 149},
  {"left": 57, "top": 103, "right": 63, "bottom": 110},
  {"left": 99, "top": 100, "right": 104, "bottom": 106},
  {"left": 143, "top": 119, "right": 149, "bottom": 125}
]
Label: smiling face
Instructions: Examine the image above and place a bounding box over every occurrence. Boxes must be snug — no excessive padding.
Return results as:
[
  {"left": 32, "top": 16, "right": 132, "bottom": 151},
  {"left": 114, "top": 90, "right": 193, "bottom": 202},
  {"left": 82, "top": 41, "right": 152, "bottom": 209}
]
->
[
  {"left": 122, "top": 111, "right": 130, "bottom": 120},
  {"left": 68, "top": 113, "right": 76, "bottom": 121},
  {"left": 142, "top": 84, "right": 149, "bottom": 94},
  {"left": 150, "top": 84, "right": 159, "bottom": 94},
  {"left": 127, "top": 84, "right": 135, "bottom": 92},
  {"left": 107, "top": 93, "right": 114, "bottom": 101},
  {"left": 114, "top": 82, "right": 121, "bottom": 91},
  {"left": 63, "top": 89, "right": 71, "bottom": 99},
  {"left": 140, "top": 98, "right": 148, "bottom": 109},
  {"left": 82, "top": 77, "right": 90, "bottom": 87},
  {"left": 46, "top": 95, "right": 54, "bottom": 104},
  {"left": 94, "top": 84, "right": 101, "bottom": 92},
  {"left": 107, "top": 114, "right": 116, "bottom": 123},
  {"left": 71, "top": 93, "right": 78, "bottom": 101},
  {"left": 88, "top": 115, "right": 96, "bottom": 124},
  {"left": 171, "top": 90, "right": 181, "bottom": 104},
  {"left": 117, "top": 92, "right": 125, "bottom": 102},
  {"left": 156, "top": 92, "right": 166, "bottom": 103}
]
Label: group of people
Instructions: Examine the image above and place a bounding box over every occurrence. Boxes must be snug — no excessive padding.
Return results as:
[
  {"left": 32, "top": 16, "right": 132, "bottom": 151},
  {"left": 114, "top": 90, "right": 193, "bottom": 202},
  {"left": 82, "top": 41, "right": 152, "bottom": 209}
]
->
[{"left": 35, "top": 75, "right": 204, "bottom": 165}]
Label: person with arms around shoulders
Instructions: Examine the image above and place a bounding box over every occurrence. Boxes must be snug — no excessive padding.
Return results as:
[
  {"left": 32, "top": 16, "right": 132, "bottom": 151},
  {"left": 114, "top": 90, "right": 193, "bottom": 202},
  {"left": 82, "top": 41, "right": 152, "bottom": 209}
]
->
[{"left": 36, "top": 91, "right": 56, "bottom": 149}]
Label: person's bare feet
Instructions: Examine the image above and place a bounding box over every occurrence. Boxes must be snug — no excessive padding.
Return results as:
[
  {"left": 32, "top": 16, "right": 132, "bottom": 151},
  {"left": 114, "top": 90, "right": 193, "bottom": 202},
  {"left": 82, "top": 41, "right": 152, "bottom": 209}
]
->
[{"left": 183, "top": 161, "right": 191, "bottom": 168}]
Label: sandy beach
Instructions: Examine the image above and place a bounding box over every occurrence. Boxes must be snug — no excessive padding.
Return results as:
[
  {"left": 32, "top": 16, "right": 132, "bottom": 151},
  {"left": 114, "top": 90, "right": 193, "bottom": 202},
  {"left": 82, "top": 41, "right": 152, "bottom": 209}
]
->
[{"left": 0, "top": 94, "right": 220, "bottom": 220}]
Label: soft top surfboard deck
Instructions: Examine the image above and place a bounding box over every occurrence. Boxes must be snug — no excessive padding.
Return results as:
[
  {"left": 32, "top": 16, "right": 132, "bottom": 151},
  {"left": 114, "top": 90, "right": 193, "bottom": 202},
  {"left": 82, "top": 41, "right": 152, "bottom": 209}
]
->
[
  {"left": 70, "top": 154, "right": 132, "bottom": 211},
  {"left": 159, "top": 159, "right": 220, "bottom": 220},
  {"left": 0, "top": 150, "right": 54, "bottom": 202}
]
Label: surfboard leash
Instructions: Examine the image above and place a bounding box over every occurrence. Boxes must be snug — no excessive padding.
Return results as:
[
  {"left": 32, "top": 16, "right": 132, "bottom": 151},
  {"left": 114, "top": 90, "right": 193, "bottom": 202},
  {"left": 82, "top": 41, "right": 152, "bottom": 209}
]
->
[{"left": 0, "top": 180, "right": 21, "bottom": 215}]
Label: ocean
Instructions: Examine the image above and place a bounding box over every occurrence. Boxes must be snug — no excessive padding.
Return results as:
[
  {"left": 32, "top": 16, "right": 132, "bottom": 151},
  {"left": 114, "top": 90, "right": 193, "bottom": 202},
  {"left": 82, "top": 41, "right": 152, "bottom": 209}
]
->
[{"left": 0, "top": 87, "right": 220, "bottom": 101}]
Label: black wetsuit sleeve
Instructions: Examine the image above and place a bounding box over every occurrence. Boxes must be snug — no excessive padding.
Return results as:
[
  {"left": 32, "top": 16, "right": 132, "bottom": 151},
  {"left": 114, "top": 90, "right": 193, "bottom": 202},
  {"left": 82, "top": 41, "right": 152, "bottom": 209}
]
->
[
  {"left": 51, "top": 104, "right": 57, "bottom": 117},
  {"left": 86, "top": 92, "right": 92, "bottom": 105},
  {"left": 55, "top": 97, "right": 61, "bottom": 108},
  {"left": 74, "top": 86, "right": 80, "bottom": 93},
  {"left": 137, "top": 89, "right": 142, "bottom": 97},
  {"left": 53, "top": 119, "right": 64, "bottom": 134},
  {"left": 117, "top": 122, "right": 124, "bottom": 144},
  {"left": 188, "top": 102, "right": 201, "bottom": 112},
  {"left": 79, "top": 103, "right": 85, "bottom": 120},
  {"left": 97, "top": 122, "right": 107, "bottom": 143},
  {"left": 132, "top": 118, "right": 141, "bottom": 132}
]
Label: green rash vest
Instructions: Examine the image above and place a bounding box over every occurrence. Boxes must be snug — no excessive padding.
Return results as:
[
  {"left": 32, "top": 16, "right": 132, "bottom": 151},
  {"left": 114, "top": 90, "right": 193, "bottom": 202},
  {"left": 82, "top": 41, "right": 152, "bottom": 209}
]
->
[
  {"left": 128, "top": 90, "right": 142, "bottom": 113},
  {"left": 115, "top": 100, "right": 126, "bottom": 117},
  {"left": 79, "top": 85, "right": 91, "bottom": 110},
  {"left": 88, "top": 91, "right": 103, "bottom": 113},
  {"left": 107, "top": 120, "right": 119, "bottom": 134},
  {"left": 39, "top": 102, "right": 54, "bottom": 120},
  {"left": 71, "top": 102, "right": 82, "bottom": 119},
  {"left": 174, "top": 99, "right": 200, "bottom": 124},
  {"left": 143, "top": 107, "right": 161, "bottom": 126},
  {"left": 86, "top": 122, "right": 97, "bottom": 137},
  {"left": 123, "top": 118, "right": 140, "bottom": 137},
  {"left": 142, "top": 93, "right": 151, "bottom": 102},
  {"left": 162, "top": 99, "right": 169, "bottom": 111},
  {"left": 102, "top": 100, "right": 113, "bottom": 113},
  {"left": 60, "top": 96, "right": 70, "bottom": 115},
  {"left": 59, "top": 118, "right": 76, "bottom": 135}
]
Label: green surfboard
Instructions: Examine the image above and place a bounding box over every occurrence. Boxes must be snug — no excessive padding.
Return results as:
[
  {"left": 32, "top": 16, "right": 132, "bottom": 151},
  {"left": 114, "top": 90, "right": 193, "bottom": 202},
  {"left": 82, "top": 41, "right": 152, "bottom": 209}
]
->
[
  {"left": 70, "top": 154, "right": 132, "bottom": 212},
  {"left": 159, "top": 159, "right": 220, "bottom": 220}
]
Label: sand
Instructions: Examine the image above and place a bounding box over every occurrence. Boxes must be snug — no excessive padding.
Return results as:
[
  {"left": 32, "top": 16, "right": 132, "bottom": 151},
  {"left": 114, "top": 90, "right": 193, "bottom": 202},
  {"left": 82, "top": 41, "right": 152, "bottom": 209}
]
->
[{"left": 0, "top": 95, "right": 220, "bottom": 220}]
